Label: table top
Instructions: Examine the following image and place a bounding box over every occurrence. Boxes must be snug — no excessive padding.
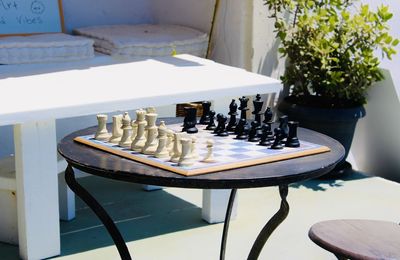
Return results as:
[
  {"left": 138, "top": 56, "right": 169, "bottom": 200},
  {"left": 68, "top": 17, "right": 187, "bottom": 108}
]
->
[
  {"left": 0, "top": 54, "right": 281, "bottom": 126},
  {"left": 58, "top": 118, "right": 345, "bottom": 189},
  {"left": 309, "top": 219, "right": 400, "bottom": 260}
]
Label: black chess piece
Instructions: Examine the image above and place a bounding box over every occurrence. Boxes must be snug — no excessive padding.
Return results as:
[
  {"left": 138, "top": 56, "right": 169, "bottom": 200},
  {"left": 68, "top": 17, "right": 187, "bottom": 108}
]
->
[
  {"left": 252, "top": 94, "right": 264, "bottom": 123},
  {"left": 235, "top": 118, "right": 248, "bottom": 140},
  {"left": 226, "top": 99, "right": 238, "bottom": 132},
  {"left": 259, "top": 124, "right": 274, "bottom": 146},
  {"left": 278, "top": 115, "right": 289, "bottom": 138},
  {"left": 263, "top": 107, "right": 273, "bottom": 124},
  {"left": 238, "top": 96, "right": 249, "bottom": 120},
  {"left": 214, "top": 113, "right": 224, "bottom": 134},
  {"left": 270, "top": 127, "right": 284, "bottom": 149},
  {"left": 238, "top": 96, "right": 250, "bottom": 132},
  {"left": 199, "top": 101, "right": 211, "bottom": 125},
  {"left": 206, "top": 110, "right": 217, "bottom": 130},
  {"left": 248, "top": 121, "right": 261, "bottom": 142},
  {"left": 285, "top": 121, "right": 300, "bottom": 147},
  {"left": 217, "top": 115, "right": 229, "bottom": 137},
  {"left": 183, "top": 107, "right": 198, "bottom": 134}
]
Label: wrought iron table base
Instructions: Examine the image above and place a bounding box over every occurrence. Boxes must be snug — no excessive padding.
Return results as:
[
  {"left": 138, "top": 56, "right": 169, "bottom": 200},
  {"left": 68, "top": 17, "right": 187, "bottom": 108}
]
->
[
  {"left": 65, "top": 165, "right": 132, "bottom": 260},
  {"left": 65, "top": 165, "right": 289, "bottom": 260},
  {"left": 219, "top": 186, "right": 289, "bottom": 260}
]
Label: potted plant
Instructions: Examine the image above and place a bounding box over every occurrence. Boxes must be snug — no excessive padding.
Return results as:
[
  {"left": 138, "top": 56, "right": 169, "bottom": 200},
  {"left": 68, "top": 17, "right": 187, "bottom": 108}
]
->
[{"left": 264, "top": 0, "right": 398, "bottom": 177}]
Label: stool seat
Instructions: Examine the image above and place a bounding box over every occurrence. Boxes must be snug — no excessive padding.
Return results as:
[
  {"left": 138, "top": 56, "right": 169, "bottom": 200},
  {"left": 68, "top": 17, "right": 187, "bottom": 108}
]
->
[{"left": 309, "top": 219, "right": 400, "bottom": 260}]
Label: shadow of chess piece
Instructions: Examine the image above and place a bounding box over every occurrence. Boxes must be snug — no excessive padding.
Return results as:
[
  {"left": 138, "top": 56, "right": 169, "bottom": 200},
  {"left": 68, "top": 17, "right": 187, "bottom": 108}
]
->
[
  {"left": 226, "top": 99, "right": 238, "bottom": 133},
  {"left": 199, "top": 101, "right": 211, "bottom": 125},
  {"left": 285, "top": 121, "right": 300, "bottom": 147},
  {"left": 206, "top": 110, "right": 217, "bottom": 130},
  {"left": 184, "top": 107, "right": 198, "bottom": 134}
]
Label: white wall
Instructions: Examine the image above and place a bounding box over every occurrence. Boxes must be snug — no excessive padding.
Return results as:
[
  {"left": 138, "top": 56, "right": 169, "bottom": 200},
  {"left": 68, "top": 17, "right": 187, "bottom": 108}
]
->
[
  {"left": 350, "top": 1, "right": 400, "bottom": 181},
  {"left": 150, "top": 0, "right": 214, "bottom": 33},
  {"left": 62, "top": 0, "right": 153, "bottom": 32}
]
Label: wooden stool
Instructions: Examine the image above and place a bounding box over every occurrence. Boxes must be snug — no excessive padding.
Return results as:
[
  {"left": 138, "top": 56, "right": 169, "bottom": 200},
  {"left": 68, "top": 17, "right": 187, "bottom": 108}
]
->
[{"left": 309, "top": 219, "right": 400, "bottom": 260}]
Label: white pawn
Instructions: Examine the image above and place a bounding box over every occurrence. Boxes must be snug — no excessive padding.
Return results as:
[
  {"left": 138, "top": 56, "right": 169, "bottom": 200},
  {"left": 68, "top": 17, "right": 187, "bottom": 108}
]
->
[
  {"left": 179, "top": 138, "right": 194, "bottom": 167},
  {"left": 201, "top": 139, "right": 215, "bottom": 163},
  {"left": 155, "top": 121, "right": 170, "bottom": 158},
  {"left": 95, "top": 114, "right": 110, "bottom": 141},
  {"left": 131, "top": 109, "right": 147, "bottom": 151},
  {"left": 109, "top": 114, "right": 123, "bottom": 143},
  {"left": 170, "top": 132, "right": 183, "bottom": 163},
  {"left": 119, "top": 112, "right": 132, "bottom": 148}
]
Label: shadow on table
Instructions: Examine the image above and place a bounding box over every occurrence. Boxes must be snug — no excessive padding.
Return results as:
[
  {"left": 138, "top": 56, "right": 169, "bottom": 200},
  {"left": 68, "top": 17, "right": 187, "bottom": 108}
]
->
[
  {"left": 289, "top": 170, "right": 371, "bottom": 191},
  {"left": 58, "top": 176, "right": 207, "bottom": 257}
]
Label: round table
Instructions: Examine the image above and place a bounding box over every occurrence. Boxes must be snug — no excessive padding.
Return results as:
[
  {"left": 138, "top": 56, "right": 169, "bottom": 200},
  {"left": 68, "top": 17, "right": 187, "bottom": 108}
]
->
[{"left": 58, "top": 118, "right": 344, "bottom": 260}]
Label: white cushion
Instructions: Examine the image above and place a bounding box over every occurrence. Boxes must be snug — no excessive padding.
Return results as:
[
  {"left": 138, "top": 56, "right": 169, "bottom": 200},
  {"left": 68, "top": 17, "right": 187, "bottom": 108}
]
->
[
  {"left": 74, "top": 24, "right": 208, "bottom": 57},
  {"left": 0, "top": 33, "right": 94, "bottom": 64}
]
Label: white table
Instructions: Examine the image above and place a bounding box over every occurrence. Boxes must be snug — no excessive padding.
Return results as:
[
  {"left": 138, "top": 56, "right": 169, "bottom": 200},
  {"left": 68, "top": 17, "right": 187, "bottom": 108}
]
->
[{"left": 0, "top": 54, "right": 281, "bottom": 259}]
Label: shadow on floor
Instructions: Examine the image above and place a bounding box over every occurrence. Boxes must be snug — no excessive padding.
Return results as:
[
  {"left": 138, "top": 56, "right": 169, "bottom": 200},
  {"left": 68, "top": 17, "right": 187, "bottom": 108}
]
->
[
  {"left": 289, "top": 170, "right": 371, "bottom": 191},
  {"left": 57, "top": 176, "right": 207, "bottom": 257}
]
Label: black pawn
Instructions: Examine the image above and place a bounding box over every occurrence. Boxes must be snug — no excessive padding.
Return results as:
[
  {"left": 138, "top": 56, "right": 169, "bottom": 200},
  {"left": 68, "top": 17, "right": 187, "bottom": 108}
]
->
[
  {"left": 199, "top": 101, "right": 211, "bottom": 125},
  {"left": 285, "top": 121, "right": 300, "bottom": 147},
  {"left": 217, "top": 115, "right": 229, "bottom": 137},
  {"left": 270, "top": 127, "right": 284, "bottom": 149},
  {"left": 183, "top": 107, "right": 198, "bottom": 134},
  {"left": 263, "top": 107, "right": 273, "bottom": 124},
  {"left": 259, "top": 124, "right": 274, "bottom": 146},
  {"left": 226, "top": 99, "right": 238, "bottom": 132},
  {"left": 214, "top": 113, "right": 224, "bottom": 134},
  {"left": 248, "top": 121, "right": 261, "bottom": 142},
  {"left": 206, "top": 110, "right": 216, "bottom": 130},
  {"left": 278, "top": 115, "right": 289, "bottom": 139},
  {"left": 235, "top": 118, "right": 248, "bottom": 140}
]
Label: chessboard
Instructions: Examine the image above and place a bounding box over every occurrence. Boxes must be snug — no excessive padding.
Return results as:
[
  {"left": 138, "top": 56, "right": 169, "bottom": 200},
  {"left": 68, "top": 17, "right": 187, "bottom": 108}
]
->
[{"left": 74, "top": 123, "right": 330, "bottom": 176}]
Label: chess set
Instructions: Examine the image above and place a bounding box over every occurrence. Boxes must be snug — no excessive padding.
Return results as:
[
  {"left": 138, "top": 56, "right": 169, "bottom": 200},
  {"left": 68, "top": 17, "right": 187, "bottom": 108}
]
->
[{"left": 74, "top": 95, "right": 331, "bottom": 176}]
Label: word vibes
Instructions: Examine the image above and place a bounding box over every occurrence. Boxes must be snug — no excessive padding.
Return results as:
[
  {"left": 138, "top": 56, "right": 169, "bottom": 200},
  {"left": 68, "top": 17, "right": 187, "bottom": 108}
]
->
[{"left": 16, "top": 15, "right": 42, "bottom": 25}]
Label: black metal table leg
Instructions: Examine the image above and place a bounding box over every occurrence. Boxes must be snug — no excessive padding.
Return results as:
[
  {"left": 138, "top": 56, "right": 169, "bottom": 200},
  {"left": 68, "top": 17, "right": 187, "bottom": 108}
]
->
[
  {"left": 65, "top": 165, "right": 132, "bottom": 260},
  {"left": 247, "top": 185, "right": 289, "bottom": 260},
  {"left": 220, "top": 189, "right": 237, "bottom": 260}
]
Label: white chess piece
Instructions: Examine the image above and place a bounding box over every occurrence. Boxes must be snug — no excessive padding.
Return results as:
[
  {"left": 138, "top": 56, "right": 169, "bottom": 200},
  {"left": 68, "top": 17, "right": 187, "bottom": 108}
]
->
[
  {"left": 119, "top": 112, "right": 132, "bottom": 148},
  {"left": 179, "top": 138, "right": 194, "bottom": 167},
  {"left": 201, "top": 139, "right": 215, "bottom": 163},
  {"left": 146, "top": 107, "right": 157, "bottom": 114},
  {"left": 170, "top": 132, "right": 183, "bottom": 163},
  {"left": 131, "top": 109, "right": 147, "bottom": 151},
  {"left": 141, "top": 113, "right": 158, "bottom": 155},
  {"left": 109, "top": 114, "right": 123, "bottom": 143},
  {"left": 131, "top": 122, "right": 138, "bottom": 141},
  {"left": 167, "top": 129, "right": 175, "bottom": 155},
  {"left": 190, "top": 136, "right": 199, "bottom": 159},
  {"left": 154, "top": 121, "right": 170, "bottom": 158},
  {"left": 95, "top": 114, "right": 110, "bottom": 141}
]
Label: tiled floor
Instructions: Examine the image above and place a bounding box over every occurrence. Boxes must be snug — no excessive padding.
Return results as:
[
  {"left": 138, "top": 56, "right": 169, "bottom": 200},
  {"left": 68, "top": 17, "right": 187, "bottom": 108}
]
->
[{"left": 1, "top": 171, "right": 400, "bottom": 260}]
